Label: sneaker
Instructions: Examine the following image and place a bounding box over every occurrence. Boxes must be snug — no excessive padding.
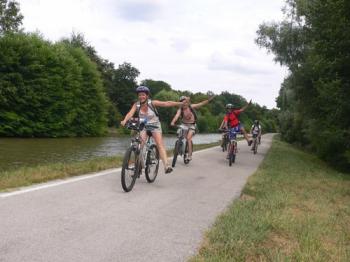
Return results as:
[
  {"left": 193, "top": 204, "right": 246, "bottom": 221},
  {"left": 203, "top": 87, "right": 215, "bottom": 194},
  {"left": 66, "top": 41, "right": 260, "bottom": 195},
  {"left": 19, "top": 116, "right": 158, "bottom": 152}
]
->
[
  {"left": 188, "top": 155, "right": 192, "bottom": 161},
  {"left": 248, "top": 140, "right": 253, "bottom": 146},
  {"left": 165, "top": 166, "right": 173, "bottom": 174}
]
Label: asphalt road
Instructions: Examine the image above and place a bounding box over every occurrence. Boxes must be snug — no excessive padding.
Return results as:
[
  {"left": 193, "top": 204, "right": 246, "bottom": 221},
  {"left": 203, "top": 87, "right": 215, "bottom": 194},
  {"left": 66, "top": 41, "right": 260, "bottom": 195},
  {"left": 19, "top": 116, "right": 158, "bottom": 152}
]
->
[{"left": 0, "top": 134, "right": 274, "bottom": 262}]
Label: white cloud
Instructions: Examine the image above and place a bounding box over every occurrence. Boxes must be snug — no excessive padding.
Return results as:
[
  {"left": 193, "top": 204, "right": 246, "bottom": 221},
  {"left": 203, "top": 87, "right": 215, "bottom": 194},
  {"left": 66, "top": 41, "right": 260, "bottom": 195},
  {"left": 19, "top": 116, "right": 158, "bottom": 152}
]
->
[{"left": 18, "top": 0, "right": 287, "bottom": 108}]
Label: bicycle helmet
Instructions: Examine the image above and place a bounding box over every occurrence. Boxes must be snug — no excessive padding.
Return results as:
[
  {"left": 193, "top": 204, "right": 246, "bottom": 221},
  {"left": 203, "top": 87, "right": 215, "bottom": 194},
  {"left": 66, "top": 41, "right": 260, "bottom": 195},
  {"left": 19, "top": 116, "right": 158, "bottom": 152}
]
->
[
  {"left": 135, "top": 86, "right": 150, "bottom": 94},
  {"left": 254, "top": 120, "right": 259, "bottom": 125},
  {"left": 179, "top": 96, "right": 187, "bottom": 102},
  {"left": 225, "top": 103, "right": 234, "bottom": 109}
]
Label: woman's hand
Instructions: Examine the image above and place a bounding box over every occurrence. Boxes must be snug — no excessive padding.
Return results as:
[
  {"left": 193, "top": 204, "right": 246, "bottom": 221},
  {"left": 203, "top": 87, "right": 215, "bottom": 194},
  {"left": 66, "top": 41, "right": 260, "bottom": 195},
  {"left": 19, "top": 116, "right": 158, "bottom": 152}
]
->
[
  {"left": 120, "top": 119, "right": 127, "bottom": 126},
  {"left": 208, "top": 95, "right": 216, "bottom": 102}
]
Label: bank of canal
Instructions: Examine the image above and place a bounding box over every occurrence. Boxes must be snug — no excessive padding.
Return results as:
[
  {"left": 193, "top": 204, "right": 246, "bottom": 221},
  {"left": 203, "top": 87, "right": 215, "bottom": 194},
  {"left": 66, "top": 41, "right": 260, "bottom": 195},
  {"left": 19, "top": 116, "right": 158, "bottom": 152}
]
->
[{"left": 0, "top": 134, "right": 221, "bottom": 171}]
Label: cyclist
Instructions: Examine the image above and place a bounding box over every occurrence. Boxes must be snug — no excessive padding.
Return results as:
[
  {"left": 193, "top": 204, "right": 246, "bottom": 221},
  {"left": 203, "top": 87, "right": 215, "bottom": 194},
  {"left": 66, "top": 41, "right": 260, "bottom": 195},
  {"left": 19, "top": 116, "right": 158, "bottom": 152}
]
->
[
  {"left": 120, "top": 86, "right": 183, "bottom": 174},
  {"left": 250, "top": 120, "right": 262, "bottom": 145},
  {"left": 170, "top": 95, "right": 214, "bottom": 161},
  {"left": 221, "top": 101, "right": 253, "bottom": 146}
]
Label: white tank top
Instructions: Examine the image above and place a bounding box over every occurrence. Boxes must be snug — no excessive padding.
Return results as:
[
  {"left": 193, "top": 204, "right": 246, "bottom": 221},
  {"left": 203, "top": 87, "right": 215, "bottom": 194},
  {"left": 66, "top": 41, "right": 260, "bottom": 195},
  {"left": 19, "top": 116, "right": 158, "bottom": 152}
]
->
[{"left": 139, "top": 104, "right": 159, "bottom": 124}]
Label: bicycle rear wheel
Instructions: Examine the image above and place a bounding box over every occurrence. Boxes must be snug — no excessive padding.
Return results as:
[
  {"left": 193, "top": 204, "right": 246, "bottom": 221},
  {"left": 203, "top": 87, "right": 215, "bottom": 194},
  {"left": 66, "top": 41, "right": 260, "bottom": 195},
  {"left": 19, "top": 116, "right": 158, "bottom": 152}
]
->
[
  {"left": 121, "top": 147, "right": 138, "bottom": 192},
  {"left": 145, "top": 144, "right": 159, "bottom": 183},
  {"left": 172, "top": 140, "right": 180, "bottom": 167}
]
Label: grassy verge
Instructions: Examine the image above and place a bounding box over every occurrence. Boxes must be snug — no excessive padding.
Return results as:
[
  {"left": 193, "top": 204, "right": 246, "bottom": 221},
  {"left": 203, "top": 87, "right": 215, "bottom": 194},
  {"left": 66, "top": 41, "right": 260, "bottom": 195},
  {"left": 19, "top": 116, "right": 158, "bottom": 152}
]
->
[
  {"left": 190, "top": 137, "right": 350, "bottom": 261},
  {"left": 0, "top": 142, "right": 219, "bottom": 192}
]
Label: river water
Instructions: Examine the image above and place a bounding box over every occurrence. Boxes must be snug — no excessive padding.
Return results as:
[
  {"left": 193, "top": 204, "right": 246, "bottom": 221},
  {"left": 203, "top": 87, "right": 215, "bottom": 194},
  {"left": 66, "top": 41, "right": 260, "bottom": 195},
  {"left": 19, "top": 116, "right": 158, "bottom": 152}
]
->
[{"left": 0, "top": 134, "right": 221, "bottom": 171}]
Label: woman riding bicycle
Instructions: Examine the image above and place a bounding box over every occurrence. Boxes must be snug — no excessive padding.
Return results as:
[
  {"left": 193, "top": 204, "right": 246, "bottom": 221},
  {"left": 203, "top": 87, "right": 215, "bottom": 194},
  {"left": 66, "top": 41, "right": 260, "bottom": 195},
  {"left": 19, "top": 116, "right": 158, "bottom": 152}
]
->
[
  {"left": 120, "top": 86, "right": 182, "bottom": 174},
  {"left": 170, "top": 95, "right": 214, "bottom": 161}
]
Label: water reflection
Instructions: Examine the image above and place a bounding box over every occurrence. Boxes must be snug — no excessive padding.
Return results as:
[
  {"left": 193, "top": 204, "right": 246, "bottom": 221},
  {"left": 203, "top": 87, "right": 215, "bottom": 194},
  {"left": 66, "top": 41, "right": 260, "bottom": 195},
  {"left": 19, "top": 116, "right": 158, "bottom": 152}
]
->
[{"left": 0, "top": 134, "right": 220, "bottom": 171}]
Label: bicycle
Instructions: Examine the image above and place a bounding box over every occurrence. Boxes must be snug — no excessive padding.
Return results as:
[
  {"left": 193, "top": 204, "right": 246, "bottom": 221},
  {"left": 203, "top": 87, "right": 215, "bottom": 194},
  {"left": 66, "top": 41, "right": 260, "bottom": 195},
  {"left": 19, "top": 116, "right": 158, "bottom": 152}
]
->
[
  {"left": 251, "top": 132, "right": 259, "bottom": 154},
  {"left": 172, "top": 125, "right": 193, "bottom": 167},
  {"left": 220, "top": 127, "right": 240, "bottom": 166},
  {"left": 121, "top": 119, "right": 160, "bottom": 192}
]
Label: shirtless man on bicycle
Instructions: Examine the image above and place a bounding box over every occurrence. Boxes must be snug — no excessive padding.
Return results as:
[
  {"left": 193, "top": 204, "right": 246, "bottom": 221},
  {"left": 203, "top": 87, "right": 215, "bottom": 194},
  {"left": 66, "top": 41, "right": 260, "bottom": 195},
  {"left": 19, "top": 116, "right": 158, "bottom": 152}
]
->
[{"left": 170, "top": 95, "right": 214, "bottom": 161}]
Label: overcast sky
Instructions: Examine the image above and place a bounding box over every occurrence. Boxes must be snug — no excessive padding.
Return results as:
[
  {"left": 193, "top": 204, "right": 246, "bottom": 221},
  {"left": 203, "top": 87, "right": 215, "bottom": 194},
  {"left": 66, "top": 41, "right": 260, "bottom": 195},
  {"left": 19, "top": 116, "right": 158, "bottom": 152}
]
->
[{"left": 18, "top": 0, "right": 287, "bottom": 108}]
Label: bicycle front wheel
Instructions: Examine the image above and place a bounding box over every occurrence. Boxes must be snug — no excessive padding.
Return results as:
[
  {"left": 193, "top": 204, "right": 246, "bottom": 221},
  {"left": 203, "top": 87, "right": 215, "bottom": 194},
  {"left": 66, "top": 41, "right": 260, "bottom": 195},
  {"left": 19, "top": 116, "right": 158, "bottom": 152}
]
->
[
  {"left": 121, "top": 147, "right": 138, "bottom": 192},
  {"left": 183, "top": 141, "right": 192, "bottom": 164},
  {"left": 145, "top": 144, "right": 160, "bottom": 183}
]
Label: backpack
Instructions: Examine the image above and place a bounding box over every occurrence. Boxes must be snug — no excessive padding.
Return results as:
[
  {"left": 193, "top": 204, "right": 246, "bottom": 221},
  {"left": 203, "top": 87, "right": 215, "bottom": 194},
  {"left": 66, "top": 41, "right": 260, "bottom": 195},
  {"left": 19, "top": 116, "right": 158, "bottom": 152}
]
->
[
  {"left": 181, "top": 105, "right": 198, "bottom": 123},
  {"left": 136, "top": 99, "right": 159, "bottom": 118}
]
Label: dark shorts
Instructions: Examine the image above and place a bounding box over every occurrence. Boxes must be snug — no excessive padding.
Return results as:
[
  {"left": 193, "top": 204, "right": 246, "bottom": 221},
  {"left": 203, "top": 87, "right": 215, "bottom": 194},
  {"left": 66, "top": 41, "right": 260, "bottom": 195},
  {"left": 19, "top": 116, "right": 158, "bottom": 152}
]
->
[{"left": 231, "top": 123, "right": 243, "bottom": 131}]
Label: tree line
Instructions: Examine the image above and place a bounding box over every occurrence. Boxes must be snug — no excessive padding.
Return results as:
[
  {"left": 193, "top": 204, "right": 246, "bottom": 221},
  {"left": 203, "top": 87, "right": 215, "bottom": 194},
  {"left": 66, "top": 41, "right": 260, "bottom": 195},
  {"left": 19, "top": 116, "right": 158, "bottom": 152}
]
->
[
  {"left": 0, "top": 0, "right": 278, "bottom": 137},
  {"left": 256, "top": 0, "right": 350, "bottom": 171}
]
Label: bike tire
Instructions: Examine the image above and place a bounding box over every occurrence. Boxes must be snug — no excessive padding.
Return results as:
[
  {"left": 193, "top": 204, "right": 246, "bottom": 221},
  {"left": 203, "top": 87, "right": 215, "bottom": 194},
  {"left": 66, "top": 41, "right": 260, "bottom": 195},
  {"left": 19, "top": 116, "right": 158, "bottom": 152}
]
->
[
  {"left": 172, "top": 140, "right": 180, "bottom": 167},
  {"left": 184, "top": 141, "right": 192, "bottom": 164},
  {"left": 121, "top": 147, "right": 138, "bottom": 192},
  {"left": 145, "top": 144, "right": 159, "bottom": 183}
]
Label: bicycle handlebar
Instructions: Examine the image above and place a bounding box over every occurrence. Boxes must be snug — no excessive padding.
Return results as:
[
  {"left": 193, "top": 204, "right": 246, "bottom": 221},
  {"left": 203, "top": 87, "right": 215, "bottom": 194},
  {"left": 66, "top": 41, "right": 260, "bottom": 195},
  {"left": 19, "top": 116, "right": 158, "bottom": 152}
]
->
[{"left": 125, "top": 120, "right": 159, "bottom": 131}]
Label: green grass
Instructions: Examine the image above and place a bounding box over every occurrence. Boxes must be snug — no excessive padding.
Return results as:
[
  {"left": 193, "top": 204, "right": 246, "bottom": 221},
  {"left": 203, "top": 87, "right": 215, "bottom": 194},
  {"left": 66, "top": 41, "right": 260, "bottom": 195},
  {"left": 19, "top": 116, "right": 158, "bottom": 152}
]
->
[
  {"left": 190, "top": 137, "right": 350, "bottom": 262},
  {"left": 0, "top": 156, "right": 123, "bottom": 192},
  {"left": 0, "top": 142, "right": 219, "bottom": 192}
]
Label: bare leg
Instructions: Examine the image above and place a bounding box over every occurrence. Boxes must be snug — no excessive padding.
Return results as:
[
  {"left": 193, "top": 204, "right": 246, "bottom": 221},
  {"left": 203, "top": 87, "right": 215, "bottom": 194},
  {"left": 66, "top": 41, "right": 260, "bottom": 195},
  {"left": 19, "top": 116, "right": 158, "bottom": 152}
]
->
[
  {"left": 240, "top": 127, "right": 252, "bottom": 145},
  {"left": 186, "top": 130, "right": 194, "bottom": 159},
  {"left": 151, "top": 132, "right": 171, "bottom": 172}
]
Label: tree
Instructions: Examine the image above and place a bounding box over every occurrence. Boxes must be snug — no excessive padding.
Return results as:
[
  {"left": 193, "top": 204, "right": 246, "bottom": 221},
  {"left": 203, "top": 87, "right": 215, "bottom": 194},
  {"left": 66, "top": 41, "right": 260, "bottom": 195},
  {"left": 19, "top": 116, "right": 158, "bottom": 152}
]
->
[
  {"left": 256, "top": 0, "right": 350, "bottom": 171},
  {"left": 0, "top": 33, "right": 108, "bottom": 137},
  {"left": 153, "top": 89, "right": 179, "bottom": 133},
  {"left": 0, "top": 0, "right": 23, "bottom": 34},
  {"left": 140, "top": 79, "right": 172, "bottom": 96},
  {"left": 109, "top": 62, "right": 140, "bottom": 116},
  {"left": 61, "top": 33, "right": 120, "bottom": 126}
]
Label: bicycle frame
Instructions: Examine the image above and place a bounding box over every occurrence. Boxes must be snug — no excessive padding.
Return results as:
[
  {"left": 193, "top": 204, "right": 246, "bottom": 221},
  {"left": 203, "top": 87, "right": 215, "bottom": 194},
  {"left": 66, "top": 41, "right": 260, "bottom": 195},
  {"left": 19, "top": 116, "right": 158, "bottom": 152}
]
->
[
  {"left": 220, "top": 127, "right": 240, "bottom": 166},
  {"left": 131, "top": 129, "right": 154, "bottom": 169},
  {"left": 176, "top": 125, "right": 190, "bottom": 155}
]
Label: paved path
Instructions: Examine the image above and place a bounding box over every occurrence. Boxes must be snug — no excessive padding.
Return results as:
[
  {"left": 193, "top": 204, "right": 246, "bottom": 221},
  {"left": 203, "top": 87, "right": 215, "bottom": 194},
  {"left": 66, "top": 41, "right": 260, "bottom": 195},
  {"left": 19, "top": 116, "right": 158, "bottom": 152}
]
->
[{"left": 0, "top": 134, "right": 274, "bottom": 262}]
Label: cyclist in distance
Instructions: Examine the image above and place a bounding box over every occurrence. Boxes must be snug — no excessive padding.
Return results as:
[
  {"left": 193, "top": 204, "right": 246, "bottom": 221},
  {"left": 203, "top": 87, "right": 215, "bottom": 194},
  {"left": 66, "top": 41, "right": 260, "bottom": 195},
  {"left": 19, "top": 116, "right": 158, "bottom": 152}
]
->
[
  {"left": 120, "top": 86, "right": 183, "bottom": 174},
  {"left": 170, "top": 95, "right": 215, "bottom": 161},
  {"left": 221, "top": 101, "right": 253, "bottom": 146},
  {"left": 250, "top": 120, "right": 262, "bottom": 144}
]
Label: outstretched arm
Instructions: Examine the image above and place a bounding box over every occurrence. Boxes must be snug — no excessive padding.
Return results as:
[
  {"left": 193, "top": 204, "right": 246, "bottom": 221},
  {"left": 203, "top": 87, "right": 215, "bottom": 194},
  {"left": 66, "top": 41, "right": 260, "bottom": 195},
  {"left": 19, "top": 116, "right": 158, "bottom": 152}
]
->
[
  {"left": 240, "top": 99, "right": 252, "bottom": 112},
  {"left": 120, "top": 103, "right": 137, "bottom": 126},
  {"left": 170, "top": 109, "right": 181, "bottom": 126},
  {"left": 191, "top": 96, "right": 215, "bottom": 109},
  {"left": 153, "top": 100, "right": 182, "bottom": 108}
]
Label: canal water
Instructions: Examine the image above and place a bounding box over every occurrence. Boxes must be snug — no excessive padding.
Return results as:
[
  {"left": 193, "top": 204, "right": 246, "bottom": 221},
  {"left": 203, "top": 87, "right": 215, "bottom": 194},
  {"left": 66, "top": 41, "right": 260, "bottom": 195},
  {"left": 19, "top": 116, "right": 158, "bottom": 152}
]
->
[{"left": 0, "top": 134, "right": 221, "bottom": 171}]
